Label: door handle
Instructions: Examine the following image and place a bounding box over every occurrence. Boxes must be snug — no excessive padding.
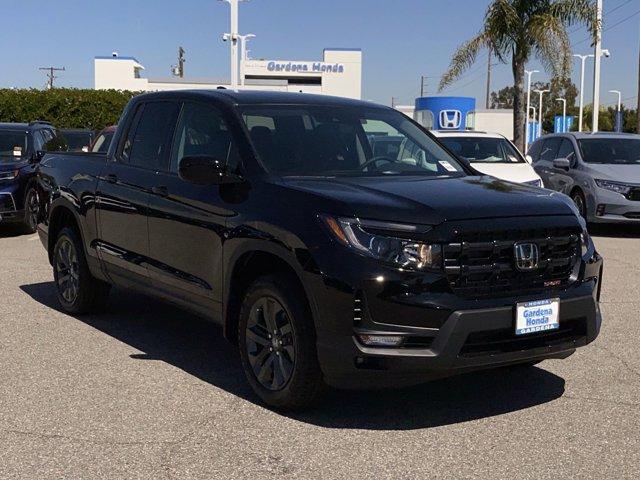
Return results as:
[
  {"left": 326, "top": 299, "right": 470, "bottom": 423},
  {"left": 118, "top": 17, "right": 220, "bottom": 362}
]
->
[
  {"left": 152, "top": 185, "right": 169, "bottom": 197},
  {"left": 105, "top": 173, "right": 118, "bottom": 183}
]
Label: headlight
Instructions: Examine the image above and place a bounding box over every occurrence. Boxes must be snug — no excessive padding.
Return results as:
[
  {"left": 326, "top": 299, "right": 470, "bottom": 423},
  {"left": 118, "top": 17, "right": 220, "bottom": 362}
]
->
[
  {"left": 320, "top": 215, "right": 441, "bottom": 270},
  {"left": 524, "top": 179, "right": 543, "bottom": 187},
  {"left": 594, "top": 179, "right": 632, "bottom": 195},
  {"left": 0, "top": 169, "right": 19, "bottom": 181}
]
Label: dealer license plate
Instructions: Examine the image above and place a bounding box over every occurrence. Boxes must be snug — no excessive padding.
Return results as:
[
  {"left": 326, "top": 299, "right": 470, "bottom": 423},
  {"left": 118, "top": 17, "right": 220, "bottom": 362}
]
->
[{"left": 515, "top": 299, "right": 560, "bottom": 336}]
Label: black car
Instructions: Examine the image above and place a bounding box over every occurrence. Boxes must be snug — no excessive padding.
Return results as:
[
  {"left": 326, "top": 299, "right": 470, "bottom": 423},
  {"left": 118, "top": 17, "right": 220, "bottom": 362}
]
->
[
  {"left": 36, "top": 91, "right": 603, "bottom": 409},
  {"left": 0, "top": 121, "right": 65, "bottom": 232}
]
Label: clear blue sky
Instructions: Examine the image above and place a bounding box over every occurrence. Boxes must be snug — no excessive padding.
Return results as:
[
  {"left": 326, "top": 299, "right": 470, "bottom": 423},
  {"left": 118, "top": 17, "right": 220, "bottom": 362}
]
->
[{"left": 2, "top": 0, "right": 639, "bottom": 108}]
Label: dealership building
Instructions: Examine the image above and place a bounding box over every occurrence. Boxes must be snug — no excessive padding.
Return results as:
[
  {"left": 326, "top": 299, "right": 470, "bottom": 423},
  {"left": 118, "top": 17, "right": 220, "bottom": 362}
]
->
[{"left": 94, "top": 48, "right": 362, "bottom": 99}]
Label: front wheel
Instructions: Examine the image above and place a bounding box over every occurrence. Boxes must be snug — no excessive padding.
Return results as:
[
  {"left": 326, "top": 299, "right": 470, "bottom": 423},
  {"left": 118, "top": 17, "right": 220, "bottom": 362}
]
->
[
  {"left": 22, "top": 186, "right": 39, "bottom": 233},
  {"left": 238, "top": 275, "right": 324, "bottom": 409},
  {"left": 571, "top": 190, "right": 587, "bottom": 219},
  {"left": 53, "top": 227, "right": 110, "bottom": 314}
]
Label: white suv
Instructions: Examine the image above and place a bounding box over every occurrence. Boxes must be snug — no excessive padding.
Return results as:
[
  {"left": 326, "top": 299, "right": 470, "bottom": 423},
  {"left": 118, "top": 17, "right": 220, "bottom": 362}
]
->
[{"left": 432, "top": 130, "right": 543, "bottom": 187}]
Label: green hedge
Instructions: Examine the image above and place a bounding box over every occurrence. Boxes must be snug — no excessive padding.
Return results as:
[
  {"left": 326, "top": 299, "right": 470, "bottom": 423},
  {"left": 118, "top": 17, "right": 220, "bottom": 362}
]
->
[{"left": 0, "top": 88, "right": 140, "bottom": 130}]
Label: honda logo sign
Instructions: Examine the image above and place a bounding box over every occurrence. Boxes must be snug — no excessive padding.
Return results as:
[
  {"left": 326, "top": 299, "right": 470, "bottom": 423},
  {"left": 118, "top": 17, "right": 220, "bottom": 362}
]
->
[{"left": 438, "top": 110, "right": 462, "bottom": 129}]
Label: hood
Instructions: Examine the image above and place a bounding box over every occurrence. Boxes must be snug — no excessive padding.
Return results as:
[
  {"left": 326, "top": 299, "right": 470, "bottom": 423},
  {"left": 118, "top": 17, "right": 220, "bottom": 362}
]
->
[
  {"left": 584, "top": 163, "right": 640, "bottom": 184},
  {"left": 279, "top": 175, "right": 576, "bottom": 225},
  {"left": 470, "top": 162, "right": 541, "bottom": 184},
  {"left": 0, "top": 157, "right": 28, "bottom": 170}
]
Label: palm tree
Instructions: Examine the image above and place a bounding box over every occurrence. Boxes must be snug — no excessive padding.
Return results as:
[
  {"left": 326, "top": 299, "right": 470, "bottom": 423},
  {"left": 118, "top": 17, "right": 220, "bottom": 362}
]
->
[{"left": 438, "top": 0, "right": 598, "bottom": 152}]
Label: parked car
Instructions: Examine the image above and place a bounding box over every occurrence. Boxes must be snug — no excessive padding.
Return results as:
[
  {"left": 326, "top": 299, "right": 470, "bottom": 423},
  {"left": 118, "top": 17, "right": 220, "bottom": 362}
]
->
[
  {"left": 433, "top": 130, "right": 543, "bottom": 186},
  {"left": 60, "top": 128, "right": 95, "bottom": 152},
  {"left": 0, "top": 121, "right": 65, "bottom": 232},
  {"left": 529, "top": 132, "right": 640, "bottom": 223},
  {"left": 36, "top": 91, "right": 602, "bottom": 409},
  {"left": 89, "top": 125, "right": 117, "bottom": 153}
]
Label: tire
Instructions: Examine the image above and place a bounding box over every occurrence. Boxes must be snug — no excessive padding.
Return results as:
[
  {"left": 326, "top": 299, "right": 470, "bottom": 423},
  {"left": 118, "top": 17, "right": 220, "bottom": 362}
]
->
[
  {"left": 22, "top": 185, "right": 39, "bottom": 234},
  {"left": 571, "top": 189, "right": 587, "bottom": 220},
  {"left": 52, "top": 227, "right": 110, "bottom": 314},
  {"left": 238, "top": 274, "right": 324, "bottom": 409}
]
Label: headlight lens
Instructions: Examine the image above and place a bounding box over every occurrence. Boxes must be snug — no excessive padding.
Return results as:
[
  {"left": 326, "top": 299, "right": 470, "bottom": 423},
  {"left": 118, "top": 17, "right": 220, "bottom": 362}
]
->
[
  {"left": 594, "top": 179, "right": 632, "bottom": 195},
  {"left": 0, "top": 169, "right": 19, "bottom": 181},
  {"left": 524, "top": 178, "right": 543, "bottom": 187},
  {"left": 321, "top": 216, "right": 441, "bottom": 270}
]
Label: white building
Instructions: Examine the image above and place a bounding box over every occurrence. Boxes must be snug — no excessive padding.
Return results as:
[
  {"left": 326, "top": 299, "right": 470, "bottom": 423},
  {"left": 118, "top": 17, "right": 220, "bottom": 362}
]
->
[{"left": 94, "top": 48, "right": 362, "bottom": 99}]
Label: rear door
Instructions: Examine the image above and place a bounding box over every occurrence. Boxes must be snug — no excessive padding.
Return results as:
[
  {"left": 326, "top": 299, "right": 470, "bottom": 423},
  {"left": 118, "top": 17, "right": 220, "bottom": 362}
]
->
[
  {"left": 147, "top": 101, "right": 240, "bottom": 316},
  {"left": 95, "top": 101, "right": 180, "bottom": 290}
]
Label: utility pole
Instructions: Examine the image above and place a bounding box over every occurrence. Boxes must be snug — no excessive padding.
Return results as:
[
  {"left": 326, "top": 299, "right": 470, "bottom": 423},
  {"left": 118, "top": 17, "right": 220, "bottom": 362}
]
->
[
  {"left": 39, "top": 66, "right": 65, "bottom": 89},
  {"left": 171, "top": 47, "right": 186, "bottom": 77},
  {"left": 420, "top": 76, "right": 428, "bottom": 97},
  {"left": 573, "top": 54, "right": 594, "bottom": 132},
  {"left": 524, "top": 69, "right": 539, "bottom": 153},
  {"left": 485, "top": 50, "right": 492, "bottom": 109},
  {"left": 637, "top": 28, "right": 640, "bottom": 133},
  {"left": 592, "top": 0, "right": 603, "bottom": 132}
]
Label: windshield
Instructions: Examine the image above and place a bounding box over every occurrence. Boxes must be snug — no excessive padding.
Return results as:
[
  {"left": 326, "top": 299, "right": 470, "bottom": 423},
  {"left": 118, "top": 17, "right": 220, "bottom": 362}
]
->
[
  {"left": 439, "top": 136, "right": 524, "bottom": 164},
  {"left": 0, "top": 131, "right": 27, "bottom": 159},
  {"left": 241, "top": 105, "right": 465, "bottom": 177},
  {"left": 578, "top": 138, "right": 640, "bottom": 164}
]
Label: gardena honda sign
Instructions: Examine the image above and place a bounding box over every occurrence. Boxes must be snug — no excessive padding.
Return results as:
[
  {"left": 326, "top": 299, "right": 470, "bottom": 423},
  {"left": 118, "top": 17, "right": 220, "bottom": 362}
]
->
[{"left": 266, "top": 61, "right": 345, "bottom": 74}]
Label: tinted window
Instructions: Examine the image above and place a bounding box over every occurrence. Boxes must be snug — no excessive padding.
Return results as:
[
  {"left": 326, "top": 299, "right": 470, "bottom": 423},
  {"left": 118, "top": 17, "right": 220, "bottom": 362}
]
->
[
  {"left": 0, "top": 131, "right": 27, "bottom": 159},
  {"left": 439, "top": 136, "right": 524, "bottom": 163},
  {"left": 170, "top": 102, "right": 240, "bottom": 174},
  {"left": 578, "top": 138, "right": 640, "bottom": 164},
  {"left": 557, "top": 139, "right": 575, "bottom": 159},
  {"left": 241, "top": 105, "right": 465, "bottom": 177},
  {"left": 539, "top": 138, "right": 562, "bottom": 162},
  {"left": 527, "top": 140, "right": 543, "bottom": 162},
  {"left": 63, "top": 131, "right": 93, "bottom": 151},
  {"left": 91, "top": 131, "right": 115, "bottom": 153},
  {"left": 41, "top": 129, "right": 66, "bottom": 152},
  {"left": 124, "top": 102, "right": 180, "bottom": 171}
]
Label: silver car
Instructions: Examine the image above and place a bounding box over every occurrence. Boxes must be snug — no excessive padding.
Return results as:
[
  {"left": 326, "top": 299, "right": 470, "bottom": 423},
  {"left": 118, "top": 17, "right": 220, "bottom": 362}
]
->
[{"left": 528, "top": 132, "right": 640, "bottom": 223}]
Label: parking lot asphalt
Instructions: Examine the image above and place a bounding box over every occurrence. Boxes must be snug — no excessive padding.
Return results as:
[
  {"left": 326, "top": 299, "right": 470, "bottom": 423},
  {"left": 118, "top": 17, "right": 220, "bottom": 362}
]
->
[{"left": 0, "top": 224, "right": 639, "bottom": 479}]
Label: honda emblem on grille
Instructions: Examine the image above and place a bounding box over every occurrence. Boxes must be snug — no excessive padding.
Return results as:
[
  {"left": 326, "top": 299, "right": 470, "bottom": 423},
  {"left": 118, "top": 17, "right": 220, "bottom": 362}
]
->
[{"left": 514, "top": 242, "right": 539, "bottom": 271}]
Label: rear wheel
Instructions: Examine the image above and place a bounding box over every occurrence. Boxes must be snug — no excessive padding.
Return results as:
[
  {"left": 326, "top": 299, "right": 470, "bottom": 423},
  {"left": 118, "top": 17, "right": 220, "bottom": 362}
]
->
[
  {"left": 22, "top": 186, "right": 39, "bottom": 233},
  {"left": 571, "top": 190, "right": 587, "bottom": 219},
  {"left": 238, "top": 275, "right": 324, "bottom": 409},
  {"left": 53, "top": 227, "right": 110, "bottom": 314}
]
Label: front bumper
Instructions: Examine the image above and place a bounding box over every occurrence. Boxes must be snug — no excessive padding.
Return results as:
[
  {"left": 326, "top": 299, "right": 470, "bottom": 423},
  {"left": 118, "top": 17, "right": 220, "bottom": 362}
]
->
[
  {"left": 309, "top": 243, "right": 603, "bottom": 389},
  {"left": 588, "top": 187, "right": 640, "bottom": 223},
  {"left": 0, "top": 188, "right": 23, "bottom": 223}
]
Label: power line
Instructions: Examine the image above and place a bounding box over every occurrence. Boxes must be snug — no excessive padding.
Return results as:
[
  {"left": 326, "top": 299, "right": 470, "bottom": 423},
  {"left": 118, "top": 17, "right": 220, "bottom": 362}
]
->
[
  {"left": 38, "top": 66, "right": 65, "bottom": 89},
  {"left": 573, "top": 7, "right": 640, "bottom": 47}
]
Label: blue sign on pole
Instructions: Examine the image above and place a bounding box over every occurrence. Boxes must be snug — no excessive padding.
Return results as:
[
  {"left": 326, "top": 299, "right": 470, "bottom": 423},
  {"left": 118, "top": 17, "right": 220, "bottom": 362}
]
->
[
  {"left": 554, "top": 115, "right": 574, "bottom": 133},
  {"left": 527, "top": 121, "right": 539, "bottom": 144},
  {"left": 614, "top": 111, "right": 623, "bottom": 132}
]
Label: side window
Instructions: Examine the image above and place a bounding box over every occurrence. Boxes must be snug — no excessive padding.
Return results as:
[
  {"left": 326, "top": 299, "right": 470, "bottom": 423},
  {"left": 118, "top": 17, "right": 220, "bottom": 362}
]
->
[
  {"left": 557, "top": 139, "right": 576, "bottom": 166},
  {"left": 527, "top": 140, "right": 542, "bottom": 162},
  {"left": 539, "top": 138, "right": 562, "bottom": 163},
  {"left": 123, "top": 102, "right": 180, "bottom": 171},
  {"left": 170, "top": 102, "right": 240, "bottom": 174},
  {"left": 41, "top": 129, "right": 65, "bottom": 152},
  {"left": 32, "top": 131, "right": 45, "bottom": 151}
]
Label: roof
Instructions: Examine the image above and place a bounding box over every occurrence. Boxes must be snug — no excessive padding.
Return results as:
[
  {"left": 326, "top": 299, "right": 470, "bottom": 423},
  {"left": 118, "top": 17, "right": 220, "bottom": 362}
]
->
[
  {"left": 0, "top": 122, "right": 29, "bottom": 130},
  {"left": 431, "top": 130, "right": 505, "bottom": 139},
  {"left": 132, "top": 89, "right": 381, "bottom": 109},
  {"left": 540, "top": 131, "right": 640, "bottom": 140}
]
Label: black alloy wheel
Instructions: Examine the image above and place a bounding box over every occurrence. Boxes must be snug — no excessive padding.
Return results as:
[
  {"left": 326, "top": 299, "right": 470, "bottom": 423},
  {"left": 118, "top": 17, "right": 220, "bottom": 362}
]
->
[
  {"left": 55, "top": 236, "right": 80, "bottom": 305},
  {"left": 23, "top": 187, "right": 39, "bottom": 233},
  {"left": 245, "top": 296, "right": 296, "bottom": 391}
]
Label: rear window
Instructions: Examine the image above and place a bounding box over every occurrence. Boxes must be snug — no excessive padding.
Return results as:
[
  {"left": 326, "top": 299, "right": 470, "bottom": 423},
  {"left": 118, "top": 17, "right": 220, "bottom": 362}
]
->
[
  {"left": 578, "top": 138, "right": 640, "bottom": 164},
  {"left": 0, "top": 131, "right": 27, "bottom": 159},
  {"left": 439, "top": 136, "right": 524, "bottom": 163}
]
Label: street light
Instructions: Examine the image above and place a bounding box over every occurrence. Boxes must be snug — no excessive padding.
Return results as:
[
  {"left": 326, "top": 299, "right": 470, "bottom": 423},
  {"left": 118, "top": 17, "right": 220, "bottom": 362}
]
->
[
  {"left": 556, "top": 98, "right": 567, "bottom": 133},
  {"left": 592, "top": 0, "right": 603, "bottom": 132},
  {"left": 220, "top": 0, "right": 248, "bottom": 89},
  {"left": 573, "top": 54, "right": 594, "bottom": 132},
  {"left": 534, "top": 89, "right": 550, "bottom": 138},
  {"left": 524, "top": 69, "right": 539, "bottom": 153},
  {"left": 609, "top": 90, "right": 622, "bottom": 132},
  {"left": 238, "top": 33, "right": 255, "bottom": 87}
]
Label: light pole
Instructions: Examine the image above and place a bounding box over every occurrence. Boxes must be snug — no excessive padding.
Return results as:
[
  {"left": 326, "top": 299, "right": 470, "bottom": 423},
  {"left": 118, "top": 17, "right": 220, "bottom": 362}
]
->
[
  {"left": 592, "top": 0, "right": 603, "bottom": 132},
  {"left": 238, "top": 33, "right": 255, "bottom": 87},
  {"left": 556, "top": 98, "right": 567, "bottom": 132},
  {"left": 534, "top": 89, "right": 550, "bottom": 138},
  {"left": 609, "top": 89, "right": 622, "bottom": 132},
  {"left": 220, "top": 0, "right": 247, "bottom": 89},
  {"left": 525, "top": 69, "right": 539, "bottom": 153},
  {"left": 529, "top": 106, "right": 537, "bottom": 143},
  {"left": 573, "top": 54, "right": 594, "bottom": 132}
]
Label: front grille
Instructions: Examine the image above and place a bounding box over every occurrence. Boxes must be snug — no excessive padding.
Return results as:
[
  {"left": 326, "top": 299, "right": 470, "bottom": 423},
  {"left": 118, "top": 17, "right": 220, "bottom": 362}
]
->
[
  {"left": 0, "top": 193, "right": 17, "bottom": 212},
  {"left": 443, "top": 227, "right": 580, "bottom": 298},
  {"left": 459, "top": 318, "right": 586, "bottom": 358},
  {"left": 628, "top": 188, "right": 640, "bottom": 202}
]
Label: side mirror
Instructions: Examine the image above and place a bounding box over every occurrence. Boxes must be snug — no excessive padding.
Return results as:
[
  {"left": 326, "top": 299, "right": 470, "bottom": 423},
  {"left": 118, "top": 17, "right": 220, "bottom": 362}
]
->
[
  {"left": 553, "top": 157, "right": 571, "bottom": 170},
  {"left": 29, "top": 150, "right": 46, "bottom": 164},
  {"left": 525, "top": 155, "right": 533, "bottom": 164},
  {"left": 178, "top": 155, "right": 242, "bottom": 185}
]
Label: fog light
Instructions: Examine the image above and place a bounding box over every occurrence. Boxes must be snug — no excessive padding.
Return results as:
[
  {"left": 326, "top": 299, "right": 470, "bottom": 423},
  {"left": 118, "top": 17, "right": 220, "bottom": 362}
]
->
[
  {"left": 596, "top": 204, "right": 606, "bottom": 216},
  {"left": 357, "top": 334, "right": 404, "bottom": 347}
]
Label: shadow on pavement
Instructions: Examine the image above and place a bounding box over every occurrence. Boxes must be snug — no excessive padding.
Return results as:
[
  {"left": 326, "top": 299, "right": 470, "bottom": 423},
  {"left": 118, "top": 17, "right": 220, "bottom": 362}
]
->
[
  {"left": 0, "top": 224, "right": 29, "bottom": 238},
  {"left": 21, "top": 281, "right": 566, "bottom": 430},
  {"left": 588, "top": 223, "right": 640, "bottom": 238}
]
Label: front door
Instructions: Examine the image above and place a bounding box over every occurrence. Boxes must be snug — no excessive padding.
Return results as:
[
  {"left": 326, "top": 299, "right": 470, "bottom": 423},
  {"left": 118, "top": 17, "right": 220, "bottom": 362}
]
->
[
  {"left": 534, "top": 137, "right": 562, "bottom": 191},
  {"left": 96, "top": 101, "right": 180, "bottom": 289},
  {"left": 147, "top": 101, "right": 241, "bottom": 317}
]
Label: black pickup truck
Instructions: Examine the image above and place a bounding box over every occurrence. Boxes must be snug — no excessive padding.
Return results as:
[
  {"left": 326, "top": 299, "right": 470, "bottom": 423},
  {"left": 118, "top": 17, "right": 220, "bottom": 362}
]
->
[{"left": 37, "top": 90, "right": 603, "bottom": 409}]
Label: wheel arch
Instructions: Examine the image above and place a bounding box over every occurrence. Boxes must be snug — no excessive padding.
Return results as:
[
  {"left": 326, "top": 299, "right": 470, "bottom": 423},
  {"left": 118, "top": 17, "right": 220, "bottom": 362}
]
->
[{"left": 47, "top": 202, "right": 84, "bottom": 264}]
